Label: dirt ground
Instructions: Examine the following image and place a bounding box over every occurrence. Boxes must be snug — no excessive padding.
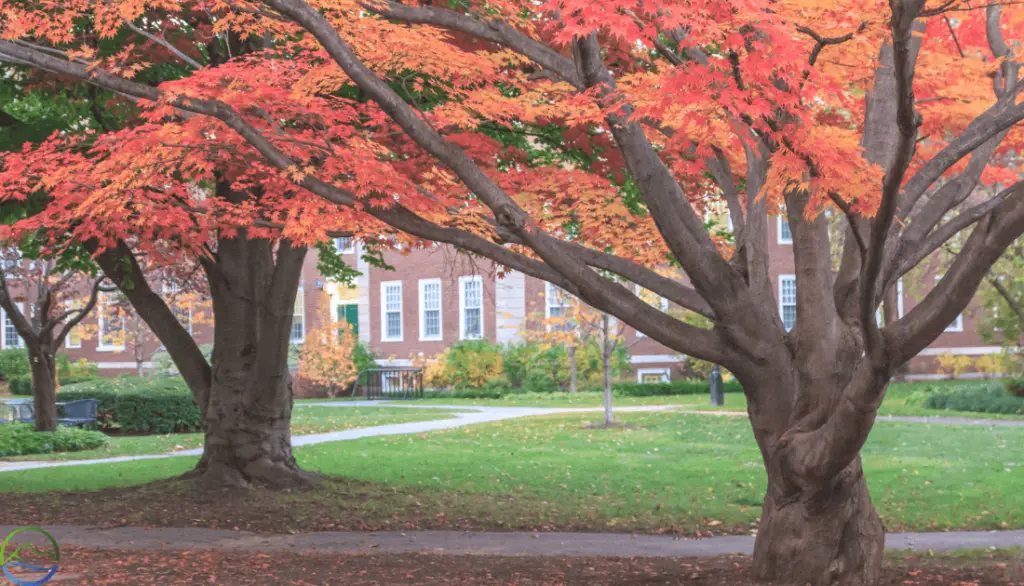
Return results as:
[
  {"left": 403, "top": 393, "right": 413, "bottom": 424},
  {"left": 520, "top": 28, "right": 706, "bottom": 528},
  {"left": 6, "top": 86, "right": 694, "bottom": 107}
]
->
[
  {"left": 49, "top": 549, "right": 1024, "bottom": 585},
  {"left": 0, "top": 478, "right": 746, "bottom": 536}
]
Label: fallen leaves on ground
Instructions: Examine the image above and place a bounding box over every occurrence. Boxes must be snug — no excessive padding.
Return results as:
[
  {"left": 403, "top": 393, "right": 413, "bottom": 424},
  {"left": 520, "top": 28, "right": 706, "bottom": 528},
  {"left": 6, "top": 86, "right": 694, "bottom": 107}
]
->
[{"left": 54, "top": 549, "right": 1024, "bottom": 585}]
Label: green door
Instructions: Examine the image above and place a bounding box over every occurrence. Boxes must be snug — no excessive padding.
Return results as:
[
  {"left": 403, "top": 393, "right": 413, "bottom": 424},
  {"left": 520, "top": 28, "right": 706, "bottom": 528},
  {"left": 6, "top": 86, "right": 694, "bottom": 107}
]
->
[{"left": 337, "top": 303, "right": 359, "bottom": 336}]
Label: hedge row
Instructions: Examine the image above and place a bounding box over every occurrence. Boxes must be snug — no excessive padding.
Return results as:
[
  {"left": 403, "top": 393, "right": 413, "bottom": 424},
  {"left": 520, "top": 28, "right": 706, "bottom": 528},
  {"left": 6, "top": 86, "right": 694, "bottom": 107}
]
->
[
  {"left": 922, "top": 383, "right": 1024, "bottom": 415},
  {"left": 442, "top": 379, "right": 744, "bottom": 399},
  {"left": 58, "top": 377, "right": 202, "bottom": 434},
  {"left": 0, "top": 424, "right": 107, "bottom": 458},
  {"left": 9, "top": 374, "right": 99, "bottom": 396},
  {"left": 609, "top": 380, "right": 744, "bottom": 397}
]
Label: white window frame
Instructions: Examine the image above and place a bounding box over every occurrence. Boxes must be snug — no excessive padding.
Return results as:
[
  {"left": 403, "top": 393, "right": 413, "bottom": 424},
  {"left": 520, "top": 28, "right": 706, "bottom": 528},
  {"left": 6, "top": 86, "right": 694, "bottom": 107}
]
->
[
  {"left": 381, "top": 280, "right": 404, "bottom": 342},
  {"left": 64, "top": 300, "right": 82, "bottom": 349},
  {"left": 97, "top": 292, "right": 125, "bottom": 352},
  {"left": 897, "top": 278, "right": 904, "bottom": 318},
  {"left": 459, "top": 275, "right": 484, "bottom": 340},
  {"left": 334, "top": 237, "right": 355, "bottom": 255},
  {"left": 418, "top": 278, "right": 443, "bottom": 341},
  {"left": 290, "top": 285, "right": 306, "bottom": 343},
  {"left": 637, "top": 368, "right": 671, "bottom": 384},
  {"left": 0, "top": 304, "right": 25, "bottom": 349},
  {"left": 545, "top": 282, "right": 574, "bottom": 332},
  {"left": 777, "top": 215, "right": 793, "bottom": 244},
  {"left": 163, "top": 283, "right": 194, "bottom": 336},
  {"left": 635, "top": 286, "right": 669, "bottom": 338},
  {"left": 935, "top": 276, "right": 964, "bottom": 333},
  {"left": 779, "top": 274, "right": 797, "bottom": 332}
]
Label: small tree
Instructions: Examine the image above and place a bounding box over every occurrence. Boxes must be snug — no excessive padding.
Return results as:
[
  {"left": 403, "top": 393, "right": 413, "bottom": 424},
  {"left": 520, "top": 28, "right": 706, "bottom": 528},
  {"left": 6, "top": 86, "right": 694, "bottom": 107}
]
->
[
  {"left": 298, "top": 294, "right": 358, "bottom": 397},
  {"left": 524, "top": 286, "right": 581, "bottom": 392},
  {"left": 103, "top": 270, "right": 212, "bottom": 377},
  {"left": 0, "top": 246, "right": 104, "bottom": 431}
]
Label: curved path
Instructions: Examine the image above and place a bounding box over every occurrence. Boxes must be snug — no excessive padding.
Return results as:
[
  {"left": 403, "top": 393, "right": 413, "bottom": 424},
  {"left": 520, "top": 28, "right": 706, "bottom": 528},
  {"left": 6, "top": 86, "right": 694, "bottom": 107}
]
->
[
  {"left": 1, "top": 402, "right": 1021, "bottom": 473},
  {"left": 1, "top": 524, "right": 1021, "bottom": 557},
  {"left": 0, "top": 404, "right": 672, "bottom": 473}
]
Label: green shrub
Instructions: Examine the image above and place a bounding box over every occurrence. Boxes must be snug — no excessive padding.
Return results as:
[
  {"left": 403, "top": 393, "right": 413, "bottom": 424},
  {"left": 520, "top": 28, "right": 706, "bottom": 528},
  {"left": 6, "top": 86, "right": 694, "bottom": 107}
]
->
[
  {"left": 924, "top": 383, "right": 1024, "bottom": 415},
  {"left": 0, "top": 349, "right": 29, "bottom": 381},
  {"left": 9, "top": 375, "right": 32, "bottom": 396},
  {"left": 613, "top": 380, "right": 744, "bottom": 397},
  {"left": 440, "top": 387, "right": 505, "bottom": 399},
  {"left": 1004, "top": 379, "right": 1024, "bottom": 398},
  {"left": 443, "top": 340, "right": 505, "bottom": 389},
  {"left": 56, "top": 354, "right": 98, "bottom": 379},
  {"left": 502, "top": 342, "right": 630, "bottom": 393},
  {"left": 0, "top": 424, "right": 107, "bottom": 458},
  {"left": 10, "top": 373, "right": 100, "bottom": 396},
  {"left": 57, "top": 376, "right": 201, "bottom": 433},
  {"left": 350, "top": 342, "right": 379, "bottom": 378}
]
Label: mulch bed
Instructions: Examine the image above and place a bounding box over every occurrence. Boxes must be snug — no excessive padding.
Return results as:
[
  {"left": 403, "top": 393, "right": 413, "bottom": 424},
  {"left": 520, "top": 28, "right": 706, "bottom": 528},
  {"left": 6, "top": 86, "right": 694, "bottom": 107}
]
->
[
  {"left": 51, "top": 549, "right": 1024, "bottom": 585},
  {"left": 0, "top": 478, "right": 746, "bottom": 536}
]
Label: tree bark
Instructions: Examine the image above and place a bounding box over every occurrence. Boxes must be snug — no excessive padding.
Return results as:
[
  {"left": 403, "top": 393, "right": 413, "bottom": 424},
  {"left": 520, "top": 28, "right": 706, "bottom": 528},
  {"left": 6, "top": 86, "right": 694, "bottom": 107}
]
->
[
  {"left": 184, "top": 224, "right": 317, "bottom": 489},
  {"left": 752, "top": 454, "right": 884, "bottom": 586},
  {"left": 568, "top": 345, "right": 577, "bottom": 393},
  {"left": 27, "top": 346, "right": 57, "bottom": 432}
]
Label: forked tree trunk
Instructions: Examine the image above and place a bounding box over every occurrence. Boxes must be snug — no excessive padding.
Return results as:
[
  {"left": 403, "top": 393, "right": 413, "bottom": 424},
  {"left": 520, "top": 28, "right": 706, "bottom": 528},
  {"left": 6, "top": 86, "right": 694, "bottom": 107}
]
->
[
  {"left": 752, "top": 453, "right": 884, "bottom": 586},
  {"left": 27, "top": 346, "right": 57, "bottom": 432},
  {"left": 184, "top": 227, "right": 317, "bottom": 489}
]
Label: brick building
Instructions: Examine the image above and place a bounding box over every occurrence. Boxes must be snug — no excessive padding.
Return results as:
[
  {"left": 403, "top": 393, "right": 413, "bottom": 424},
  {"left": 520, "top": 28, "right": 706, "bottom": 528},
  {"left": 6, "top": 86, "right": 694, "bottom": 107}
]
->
[{"left": 6, "top": 219, "right": 1001, "bottom": 380}]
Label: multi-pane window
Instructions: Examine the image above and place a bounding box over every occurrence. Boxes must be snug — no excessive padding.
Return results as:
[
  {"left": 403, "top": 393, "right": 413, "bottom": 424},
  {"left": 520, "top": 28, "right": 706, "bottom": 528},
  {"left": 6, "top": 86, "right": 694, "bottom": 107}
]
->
[
  {"left": 778, "top": 216, "right": 793, "bottom": 244},
  {"left": 98, "top": 292, "right": 125, "bottom": 350},
  {"left": 638, "top": 368, "right": 670, "bottom": 384},
  {"left": 2, "top": 305, "right": 23, "bottom": 349},
  {"left": 460, "top": 276, "right": 483, "bottom": 340},
  {"left": 291, "top": 286, "right": 305, "bottom": 343},
  {"left": 635, "top": 285, "right": 669, "bottom": 339},
  {"left": 935, "top": 276, "right": 964, "bottom": 332},
  {"left": 780, "top": 275, "right": 797, "bottom": 331},
  {"left": 64, "top": 301, "right": 82, "bottom": 348},
  {"left": 335, "top": 237, "right": 355, "bottom": 254},
  {"left": 164, "top": 283, "right": 193, "bottom": 336},
  {"left": 419, "top": 279, "right": 442, "bottom": 341},
  {"left": 545, "top": 282, "right": 572, "bottom": 331},
  {"left": 381, "top": 281, "right": 403, "bottom": 341}
]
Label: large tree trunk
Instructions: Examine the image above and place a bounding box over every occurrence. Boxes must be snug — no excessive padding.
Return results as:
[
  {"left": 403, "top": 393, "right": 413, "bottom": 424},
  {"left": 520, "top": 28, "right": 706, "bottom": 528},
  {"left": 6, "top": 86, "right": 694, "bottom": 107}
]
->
[
  {"left": 752, "top": 454, "right": 884, "bottom": 586},
  {"left": 184, "top": 223, "right": 316, "bottom": 489},
  {"left": 28, "top": 346, "right": 57, "bottom": 432}
]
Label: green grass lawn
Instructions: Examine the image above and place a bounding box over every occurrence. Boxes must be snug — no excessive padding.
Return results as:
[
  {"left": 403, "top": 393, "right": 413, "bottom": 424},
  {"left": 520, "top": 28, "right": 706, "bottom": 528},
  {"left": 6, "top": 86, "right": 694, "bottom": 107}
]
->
[
  {"left": 2, "top": 406, "right": 461, "bottom": 462},
  {"left": 3, "top": 410, "right": 1022, "bottom": 535},
  {"left": 378, "top": 380, "right": 1023, "bottom": 420}
]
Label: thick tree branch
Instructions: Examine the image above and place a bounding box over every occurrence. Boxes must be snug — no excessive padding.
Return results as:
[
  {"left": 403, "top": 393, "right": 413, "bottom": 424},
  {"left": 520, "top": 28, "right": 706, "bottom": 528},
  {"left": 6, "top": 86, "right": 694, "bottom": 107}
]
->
[
  {"left": 889, "top": 181, "right": 1024, "bottom": 285},
  {"left": 360, "top": 0, "right": 585, "bottom": 90},
  {"left": 50, "top": 278, "right": 106, "bottom": 346}
]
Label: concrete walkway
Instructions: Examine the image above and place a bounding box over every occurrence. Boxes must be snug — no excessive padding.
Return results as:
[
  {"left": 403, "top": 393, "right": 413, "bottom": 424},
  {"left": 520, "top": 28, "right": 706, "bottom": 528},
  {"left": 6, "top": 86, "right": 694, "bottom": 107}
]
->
[
  {"left": 2, "top": 525, "right": 1021, "bottom": 557},
  {"left": 0, "top": 404, "right": 672, "bottom": 473}
]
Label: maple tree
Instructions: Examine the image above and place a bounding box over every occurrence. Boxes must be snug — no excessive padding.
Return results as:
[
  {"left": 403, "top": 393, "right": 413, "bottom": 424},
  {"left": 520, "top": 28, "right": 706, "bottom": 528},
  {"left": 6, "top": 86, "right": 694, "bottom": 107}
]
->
[
  {"left": 0, "top": 23, "right": 376, "bottom": 488},
  {"left": 2, "top": 0, "right": 1024, "bottom": 583}
]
